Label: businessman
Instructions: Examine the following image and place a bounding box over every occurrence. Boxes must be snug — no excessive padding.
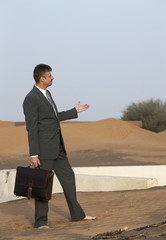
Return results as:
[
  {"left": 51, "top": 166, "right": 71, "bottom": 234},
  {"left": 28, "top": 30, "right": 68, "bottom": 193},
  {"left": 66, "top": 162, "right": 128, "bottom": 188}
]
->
[{"left": 23, "top": 64, "right": 96, "bottom": 229}]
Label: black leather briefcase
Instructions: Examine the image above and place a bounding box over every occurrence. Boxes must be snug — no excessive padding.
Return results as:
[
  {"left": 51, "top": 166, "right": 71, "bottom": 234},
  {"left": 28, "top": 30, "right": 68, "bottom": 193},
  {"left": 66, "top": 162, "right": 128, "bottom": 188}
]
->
[{"left": 14, "top": 166, "right": 54, "bottom": 200}]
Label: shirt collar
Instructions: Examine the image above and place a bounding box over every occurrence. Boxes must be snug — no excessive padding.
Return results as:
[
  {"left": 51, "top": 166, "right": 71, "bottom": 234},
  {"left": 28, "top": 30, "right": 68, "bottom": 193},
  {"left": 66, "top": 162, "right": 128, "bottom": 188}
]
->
[{"left": 35, "top": 85, "right": 47, "bottom": 97}]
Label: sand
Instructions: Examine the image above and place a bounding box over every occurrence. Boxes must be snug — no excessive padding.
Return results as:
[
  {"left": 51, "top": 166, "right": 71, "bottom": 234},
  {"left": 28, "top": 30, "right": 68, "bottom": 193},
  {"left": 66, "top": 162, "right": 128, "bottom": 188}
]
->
[
  {"left": 1, "top": 188, "right": 166, "bottom": 239},
  {"left": 1, "top": 118, "right": 166, "bottom": 239}
]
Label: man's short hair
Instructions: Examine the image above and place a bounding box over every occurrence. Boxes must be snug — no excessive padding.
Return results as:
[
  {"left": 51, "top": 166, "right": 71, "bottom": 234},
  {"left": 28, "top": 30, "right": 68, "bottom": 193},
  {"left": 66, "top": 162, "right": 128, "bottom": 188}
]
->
[{"left": 33, "top": 64, "right": 52, "bottom": 83}]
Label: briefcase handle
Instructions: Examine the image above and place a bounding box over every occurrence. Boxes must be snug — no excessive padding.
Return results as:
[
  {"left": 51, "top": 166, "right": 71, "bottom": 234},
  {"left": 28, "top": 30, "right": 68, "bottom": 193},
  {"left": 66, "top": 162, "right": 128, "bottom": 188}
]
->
[
  {"left": 28, "top": 165, "right": 54, "bottom": 175},
  {"left": 28, "top": 164, "right": 41, "bottom": 169}
]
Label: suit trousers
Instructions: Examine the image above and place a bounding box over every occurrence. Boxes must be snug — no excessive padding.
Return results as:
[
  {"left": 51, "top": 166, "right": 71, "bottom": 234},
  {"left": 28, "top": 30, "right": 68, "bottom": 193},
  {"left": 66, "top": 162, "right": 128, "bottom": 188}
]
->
[{"left": 34, "top": 144, "right": 85, "bottom": 228}]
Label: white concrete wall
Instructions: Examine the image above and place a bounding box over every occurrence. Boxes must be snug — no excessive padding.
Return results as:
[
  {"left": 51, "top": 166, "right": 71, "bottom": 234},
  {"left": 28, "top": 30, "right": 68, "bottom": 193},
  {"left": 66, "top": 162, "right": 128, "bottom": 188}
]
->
[
  {"left": 73, "top": 165, "right": 166, "bottom": 186},
  {"left": 75, "top": 174, "right": 157, "bottom": 192},
  {"left": 0, "top": 169, "right": 23, "bottom": 203},
  {"left": 0, "top": 165, "right": 165, "bottom": 203}
]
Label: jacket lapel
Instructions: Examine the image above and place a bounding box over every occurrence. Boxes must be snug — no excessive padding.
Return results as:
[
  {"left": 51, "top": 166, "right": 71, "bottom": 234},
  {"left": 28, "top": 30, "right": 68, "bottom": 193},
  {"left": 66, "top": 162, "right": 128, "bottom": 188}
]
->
[
  {"left": 33, "top": 86, "right": 58, "bottom": 118},
  {"left": 47, "top": 90, "right": 59, "bottom": 120}
]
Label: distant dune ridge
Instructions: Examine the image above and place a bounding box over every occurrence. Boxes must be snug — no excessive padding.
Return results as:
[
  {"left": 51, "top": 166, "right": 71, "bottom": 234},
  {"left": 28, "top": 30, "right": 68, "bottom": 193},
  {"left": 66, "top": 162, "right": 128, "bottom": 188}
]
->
[
  {"left": 0, "top": 118, "right": 166, "bottom": 165},
  {"left": 0, "top": 121, "right": 15, "bottom": 128},
  {"left": 61, "top": 118, "right": 166, "bottom": 151}
]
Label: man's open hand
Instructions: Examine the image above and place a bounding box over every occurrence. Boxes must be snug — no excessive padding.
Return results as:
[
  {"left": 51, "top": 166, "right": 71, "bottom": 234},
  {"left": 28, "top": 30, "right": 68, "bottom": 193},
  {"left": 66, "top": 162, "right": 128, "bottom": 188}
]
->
[{"left": 75, "top": 101, "right": 90, "bottom": 113}]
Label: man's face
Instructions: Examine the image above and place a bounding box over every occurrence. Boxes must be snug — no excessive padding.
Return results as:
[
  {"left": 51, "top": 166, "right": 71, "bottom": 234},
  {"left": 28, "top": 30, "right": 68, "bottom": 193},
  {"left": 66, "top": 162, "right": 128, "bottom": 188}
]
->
[{"left": 42, "top": 71, "right": 54, "bottom": 88}]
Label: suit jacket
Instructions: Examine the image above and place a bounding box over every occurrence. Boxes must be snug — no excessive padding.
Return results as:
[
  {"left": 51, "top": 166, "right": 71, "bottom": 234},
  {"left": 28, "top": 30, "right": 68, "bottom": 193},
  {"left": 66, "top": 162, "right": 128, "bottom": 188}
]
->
[{"left": 23, "top": 86, "right": 78, "bottom": 159}]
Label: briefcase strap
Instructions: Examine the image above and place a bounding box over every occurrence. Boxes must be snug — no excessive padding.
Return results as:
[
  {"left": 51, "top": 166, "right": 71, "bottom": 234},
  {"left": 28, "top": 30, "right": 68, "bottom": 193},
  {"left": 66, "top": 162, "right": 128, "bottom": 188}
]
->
[{"left": 28, "top": 181, "right": 33, "bottom": 200}]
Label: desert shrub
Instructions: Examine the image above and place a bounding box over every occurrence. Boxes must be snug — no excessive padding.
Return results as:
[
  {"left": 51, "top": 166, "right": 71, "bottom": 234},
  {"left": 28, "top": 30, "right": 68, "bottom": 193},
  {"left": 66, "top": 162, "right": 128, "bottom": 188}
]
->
[{"left": 121, "top": 99, "right": 166, "bottom": 132}]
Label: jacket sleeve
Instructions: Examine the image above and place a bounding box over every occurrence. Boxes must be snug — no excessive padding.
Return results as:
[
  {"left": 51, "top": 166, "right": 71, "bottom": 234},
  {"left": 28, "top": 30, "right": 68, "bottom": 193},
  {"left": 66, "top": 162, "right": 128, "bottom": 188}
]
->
[
  {"left": 23, "top": 96, "right": 40, "bottom": 156},
  {"left": 58, "top": 107, "right": 78, "bottom": 122}
]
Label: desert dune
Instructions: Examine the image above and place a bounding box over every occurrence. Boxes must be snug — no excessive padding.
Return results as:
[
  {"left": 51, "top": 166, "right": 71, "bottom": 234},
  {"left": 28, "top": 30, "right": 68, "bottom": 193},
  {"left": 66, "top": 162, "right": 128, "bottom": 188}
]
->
[{"left": 0, "top": 118, "right": 166, "bottom": 169}]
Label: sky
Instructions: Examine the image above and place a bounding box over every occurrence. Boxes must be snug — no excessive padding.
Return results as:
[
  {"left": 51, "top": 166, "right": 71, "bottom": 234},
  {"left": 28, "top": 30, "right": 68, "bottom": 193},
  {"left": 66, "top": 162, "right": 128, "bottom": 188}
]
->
[{"left": 0, "top": 0, "right": 166, "bottom": 122}]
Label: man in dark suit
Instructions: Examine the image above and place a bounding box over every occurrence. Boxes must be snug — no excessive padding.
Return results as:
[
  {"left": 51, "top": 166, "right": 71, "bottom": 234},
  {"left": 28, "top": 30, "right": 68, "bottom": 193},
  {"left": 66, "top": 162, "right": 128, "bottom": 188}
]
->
[{"left": 23, "top": 64, "right": 96, "bottom": 229}]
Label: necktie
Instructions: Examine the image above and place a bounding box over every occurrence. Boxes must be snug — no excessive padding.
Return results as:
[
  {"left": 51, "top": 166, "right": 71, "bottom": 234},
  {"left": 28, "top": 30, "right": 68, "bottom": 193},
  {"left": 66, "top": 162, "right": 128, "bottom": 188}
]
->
[{"left": 46, "top": 90, "right": 58, "bottom": 117}]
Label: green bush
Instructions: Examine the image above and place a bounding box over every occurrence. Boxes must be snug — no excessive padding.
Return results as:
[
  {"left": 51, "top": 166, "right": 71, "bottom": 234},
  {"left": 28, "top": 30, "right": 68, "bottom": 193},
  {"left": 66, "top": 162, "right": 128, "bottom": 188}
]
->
[{"left": 121, "top": 99, "right": 166, "bottom": 132}]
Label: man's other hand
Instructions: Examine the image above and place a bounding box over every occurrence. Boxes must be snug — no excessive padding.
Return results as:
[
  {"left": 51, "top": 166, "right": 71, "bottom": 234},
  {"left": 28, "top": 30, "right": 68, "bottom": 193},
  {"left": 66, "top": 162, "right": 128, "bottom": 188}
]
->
[{"left": 30, "top": 157, "right": 40, "bottom": 168}]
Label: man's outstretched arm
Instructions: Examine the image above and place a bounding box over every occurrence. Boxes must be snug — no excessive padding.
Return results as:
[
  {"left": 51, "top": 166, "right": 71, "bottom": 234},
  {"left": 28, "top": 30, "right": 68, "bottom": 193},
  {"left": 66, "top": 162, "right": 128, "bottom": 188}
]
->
[{"left": 58, "top": 102, "right": 90, "bottom": 122}]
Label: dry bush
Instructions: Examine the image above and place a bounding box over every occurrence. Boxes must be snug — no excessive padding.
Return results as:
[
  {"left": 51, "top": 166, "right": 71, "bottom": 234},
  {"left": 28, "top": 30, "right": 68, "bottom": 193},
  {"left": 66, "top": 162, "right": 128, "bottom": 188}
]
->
[{"left": 121, "top": 99, "right": 166, "bottom": 132}]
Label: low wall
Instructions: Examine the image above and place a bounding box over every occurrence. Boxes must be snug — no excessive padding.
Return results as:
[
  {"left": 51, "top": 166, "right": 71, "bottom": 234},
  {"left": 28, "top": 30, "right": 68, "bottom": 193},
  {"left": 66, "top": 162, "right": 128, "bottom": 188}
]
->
[
  {"left": 75, "top": 174, "right": 157, "bottom": 192},
  {"left": 0, "top": 165, "right": 163, "bottom": 203},
  {"left": 73, "top": 165, "right": 166, "bottom": 186}
]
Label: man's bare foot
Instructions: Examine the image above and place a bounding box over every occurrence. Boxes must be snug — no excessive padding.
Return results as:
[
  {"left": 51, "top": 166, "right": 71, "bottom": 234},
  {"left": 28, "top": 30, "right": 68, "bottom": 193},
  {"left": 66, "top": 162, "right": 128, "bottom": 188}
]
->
[
  {"left": 37, "top": 225, "right": 50, "bottom": 229},
  {"left": 83, "top": 216, "right": 97, "bottom": 220}
]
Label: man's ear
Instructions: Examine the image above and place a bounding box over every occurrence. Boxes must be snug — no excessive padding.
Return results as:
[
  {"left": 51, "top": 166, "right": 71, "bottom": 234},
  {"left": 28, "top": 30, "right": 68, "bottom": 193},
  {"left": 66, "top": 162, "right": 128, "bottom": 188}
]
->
[{"left": 40, "top": 76, "right": 45, "bottom": 83}]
